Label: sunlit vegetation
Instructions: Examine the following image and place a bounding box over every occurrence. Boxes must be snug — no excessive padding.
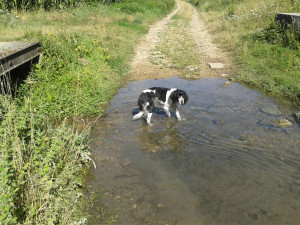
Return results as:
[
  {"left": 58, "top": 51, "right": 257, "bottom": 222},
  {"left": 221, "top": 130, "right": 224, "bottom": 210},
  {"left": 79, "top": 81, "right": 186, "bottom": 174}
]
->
[
  {"left": 0, "top": 0, "right": 175, "bottom": 224},
  {"left": 188, "top": 0, "right": 300, "bottom": 104}
]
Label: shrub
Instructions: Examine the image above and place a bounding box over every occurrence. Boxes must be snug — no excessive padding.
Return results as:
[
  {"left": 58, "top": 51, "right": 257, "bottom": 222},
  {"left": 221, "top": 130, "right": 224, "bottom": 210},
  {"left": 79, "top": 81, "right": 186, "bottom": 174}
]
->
[{"left": 254, "top": 21, "right": 300, "bottom": 50}]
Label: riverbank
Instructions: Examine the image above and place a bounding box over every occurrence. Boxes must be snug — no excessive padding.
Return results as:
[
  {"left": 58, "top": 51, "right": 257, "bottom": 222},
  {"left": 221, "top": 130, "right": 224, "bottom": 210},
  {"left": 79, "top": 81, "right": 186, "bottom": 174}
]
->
[
  {"left": 188, "top": 0, "right": 300, "bottom": 105},
  {"left": 0, "top": 1, "right": 175, "bottom": 224}
]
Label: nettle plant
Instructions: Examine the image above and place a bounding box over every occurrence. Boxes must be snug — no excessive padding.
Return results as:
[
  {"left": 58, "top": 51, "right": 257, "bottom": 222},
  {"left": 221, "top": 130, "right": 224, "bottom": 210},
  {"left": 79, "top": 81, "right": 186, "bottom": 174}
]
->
[
  {"left": 0, "top": 96, "right": 92, "bottom": 224},
  {"left": 255, "top": 21, "right": 300, "bottom": 50}
]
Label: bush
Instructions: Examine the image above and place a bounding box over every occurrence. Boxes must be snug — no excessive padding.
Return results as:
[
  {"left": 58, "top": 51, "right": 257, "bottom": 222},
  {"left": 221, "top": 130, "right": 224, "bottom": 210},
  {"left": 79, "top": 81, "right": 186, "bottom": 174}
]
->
[{"left": 254, "top": 21, "right": 300, "bottom": 50}]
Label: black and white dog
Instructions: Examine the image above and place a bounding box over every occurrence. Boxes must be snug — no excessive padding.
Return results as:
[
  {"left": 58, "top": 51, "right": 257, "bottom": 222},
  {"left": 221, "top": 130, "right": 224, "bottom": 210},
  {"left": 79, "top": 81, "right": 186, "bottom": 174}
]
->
[{"left": 132, "top": 87, "right": 188, "bottom": 125}]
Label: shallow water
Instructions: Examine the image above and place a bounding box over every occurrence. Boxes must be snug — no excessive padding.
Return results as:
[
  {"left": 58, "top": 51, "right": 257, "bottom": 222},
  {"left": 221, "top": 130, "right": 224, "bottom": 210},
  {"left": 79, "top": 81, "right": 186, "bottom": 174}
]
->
[{"left": 86, "top": 77, "right": 300, "bottom": 225}]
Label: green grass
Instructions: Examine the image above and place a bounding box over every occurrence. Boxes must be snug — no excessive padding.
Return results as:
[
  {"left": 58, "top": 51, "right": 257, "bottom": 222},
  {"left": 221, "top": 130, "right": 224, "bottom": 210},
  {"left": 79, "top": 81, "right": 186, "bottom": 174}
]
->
[
  {"left": 161, "top": 15, "right": 200, "bottom": 69},
  {"left": 187, "top": 0, "right": 300, "bottom": 105},
  {"left": 236, "top": 42, "right": 300, "bottom": 101},
  {"left": 0, "top": 0, "right": 175, "bottom": 224}
]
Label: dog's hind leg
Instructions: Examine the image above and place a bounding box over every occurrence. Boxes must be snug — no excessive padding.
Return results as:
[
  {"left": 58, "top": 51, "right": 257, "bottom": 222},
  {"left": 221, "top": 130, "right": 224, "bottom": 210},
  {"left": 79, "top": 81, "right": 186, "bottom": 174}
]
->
[{"left": 144, "top": 101, "right": 154, "bottom": 125}]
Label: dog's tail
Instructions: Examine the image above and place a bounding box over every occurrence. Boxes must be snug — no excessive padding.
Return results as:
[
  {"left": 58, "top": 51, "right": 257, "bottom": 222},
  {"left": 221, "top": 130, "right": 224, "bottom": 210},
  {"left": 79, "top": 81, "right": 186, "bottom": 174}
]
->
[{"left": 132, "top": 111, "right": 144, "bottom": 120}]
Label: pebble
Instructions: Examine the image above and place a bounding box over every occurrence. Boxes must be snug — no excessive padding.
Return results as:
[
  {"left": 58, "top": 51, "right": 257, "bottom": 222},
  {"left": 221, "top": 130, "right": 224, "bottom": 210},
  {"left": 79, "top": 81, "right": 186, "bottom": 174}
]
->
[
  {"left": 185, "top": 65, "right": 199, "bottom": 71},
  {"left": 223, "top": 81, "right": 232, "bottom": 87},
  {"left": 121, "top": 158, "right": 131, "bottom": 167},
  {"left": 157, "top": 203, "right": 165, "bottom": 208},
  {"left": 278, "top": 118, "right": 292, "bottom": 127},
  {"left": 208, "top": 62, "right": 225, "bottom": 69},
  {"left": 124, "top": 193, "right": 131, "bottom": 197},
  {"left": 213, "top": 119, "right": 224, "bottom": 125},
  {"left": 258, "top": 118, "right": 292, "bottom": 128}
]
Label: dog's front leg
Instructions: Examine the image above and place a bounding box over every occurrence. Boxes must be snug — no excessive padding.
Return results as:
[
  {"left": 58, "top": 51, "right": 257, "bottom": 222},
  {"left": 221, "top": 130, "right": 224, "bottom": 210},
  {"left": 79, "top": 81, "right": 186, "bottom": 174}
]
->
[
  {"left": 175, "top": 109, "right": 182, "bottom": 121},
  {"left": 163, "top": 105, "right": 171, "bottom": 117}
]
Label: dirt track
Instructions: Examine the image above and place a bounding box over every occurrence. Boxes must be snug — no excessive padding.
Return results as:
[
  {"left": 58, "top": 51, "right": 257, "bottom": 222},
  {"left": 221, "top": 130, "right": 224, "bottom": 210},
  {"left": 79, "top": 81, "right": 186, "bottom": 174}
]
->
[{"left": 130, "top": 0, "right": 236, "bottom": 81}]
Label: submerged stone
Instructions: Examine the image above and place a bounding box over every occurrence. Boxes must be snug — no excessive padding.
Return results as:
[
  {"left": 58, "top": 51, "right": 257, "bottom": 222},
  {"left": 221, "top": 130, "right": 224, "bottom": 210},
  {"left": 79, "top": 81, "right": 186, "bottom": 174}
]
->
[
  {"left": 260, "top": 105, "right": 281, "bottom": 116},
  {"left": 278, "top": 118, "right": 292, "bottom": 127},
  {"left": 223, "top": 81, "right": 232, "bottom": 87}
]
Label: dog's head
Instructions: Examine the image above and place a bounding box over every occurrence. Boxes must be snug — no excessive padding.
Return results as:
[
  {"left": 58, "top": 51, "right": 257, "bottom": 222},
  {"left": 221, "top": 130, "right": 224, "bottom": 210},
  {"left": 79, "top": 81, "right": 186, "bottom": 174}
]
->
[{"left": 173, "top": 89, "right": 188, "bottom": 105}]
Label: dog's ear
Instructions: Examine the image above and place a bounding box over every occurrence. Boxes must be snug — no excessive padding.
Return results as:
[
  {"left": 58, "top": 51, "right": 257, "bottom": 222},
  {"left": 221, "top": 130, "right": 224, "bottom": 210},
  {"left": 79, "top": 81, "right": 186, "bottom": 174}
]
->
[
  {"left": 183, "top": 92, "right": 188, "bottom": 104},
  {"left": 171, "top": 90, "right": 183, "bottom": 101}
]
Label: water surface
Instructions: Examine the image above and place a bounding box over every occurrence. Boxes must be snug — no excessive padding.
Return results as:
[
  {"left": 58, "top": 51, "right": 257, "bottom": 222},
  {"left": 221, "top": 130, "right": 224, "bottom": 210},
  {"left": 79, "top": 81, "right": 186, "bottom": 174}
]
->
[{"left": 87, "top": 77, "right": 300, "bottom": 225}]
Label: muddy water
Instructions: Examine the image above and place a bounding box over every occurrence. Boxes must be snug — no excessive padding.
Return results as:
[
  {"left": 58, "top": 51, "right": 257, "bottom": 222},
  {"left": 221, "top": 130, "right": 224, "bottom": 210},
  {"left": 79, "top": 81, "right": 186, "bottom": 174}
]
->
[{"left": 86, "top": 77, "right": 300, "bottom": 225}]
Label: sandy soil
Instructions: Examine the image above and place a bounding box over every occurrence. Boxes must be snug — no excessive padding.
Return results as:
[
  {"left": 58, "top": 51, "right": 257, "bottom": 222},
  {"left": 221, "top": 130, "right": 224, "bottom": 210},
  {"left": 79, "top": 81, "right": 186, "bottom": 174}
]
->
[{"left": 129, "top": 0, "right": 236, "bottom": 81}]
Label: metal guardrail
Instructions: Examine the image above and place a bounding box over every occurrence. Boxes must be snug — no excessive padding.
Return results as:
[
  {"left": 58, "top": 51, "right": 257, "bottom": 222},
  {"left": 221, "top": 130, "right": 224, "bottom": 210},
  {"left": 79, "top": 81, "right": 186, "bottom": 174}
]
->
[
  {"left": 275, "top": 13, "right": 300, "bottom": 31},
  {"left": 0, "top": 42, "right": 41, "bottom": 76}
]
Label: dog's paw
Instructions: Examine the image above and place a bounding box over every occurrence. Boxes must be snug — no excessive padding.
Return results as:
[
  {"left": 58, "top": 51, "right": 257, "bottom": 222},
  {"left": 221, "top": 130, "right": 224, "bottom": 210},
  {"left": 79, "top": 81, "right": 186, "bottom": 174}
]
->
[
  {"left": 177, "top": 117, "right": 186, "bottom": 121},
  {"left": 165, "top": 112, "right": 171, "bottom": 117}
]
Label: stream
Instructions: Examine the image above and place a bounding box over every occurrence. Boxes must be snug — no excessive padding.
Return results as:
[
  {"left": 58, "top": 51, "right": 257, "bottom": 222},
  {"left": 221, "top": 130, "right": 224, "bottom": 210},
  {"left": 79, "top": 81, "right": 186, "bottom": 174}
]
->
[{"left": 86, "top": 77, "right": 300, "bottom": 225}]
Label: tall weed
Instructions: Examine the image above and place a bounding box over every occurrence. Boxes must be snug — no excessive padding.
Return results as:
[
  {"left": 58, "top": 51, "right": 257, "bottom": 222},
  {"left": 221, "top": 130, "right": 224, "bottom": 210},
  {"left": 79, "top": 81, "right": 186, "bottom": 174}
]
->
[{"left": 0, "top": 94, "right": 92, "bottom": 224}]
